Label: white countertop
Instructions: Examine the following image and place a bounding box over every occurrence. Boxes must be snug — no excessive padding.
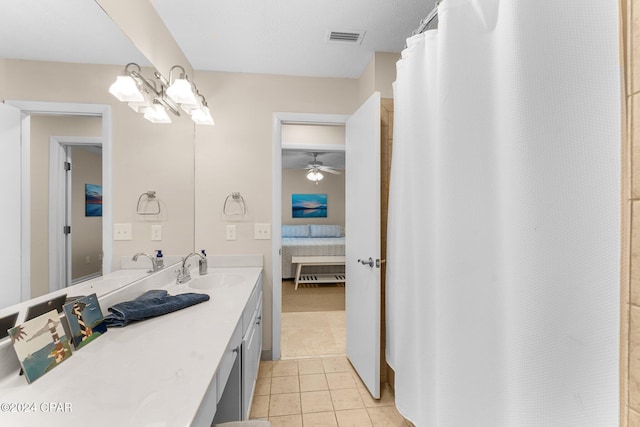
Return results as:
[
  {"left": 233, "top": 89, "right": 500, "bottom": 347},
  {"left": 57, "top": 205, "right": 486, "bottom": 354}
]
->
[{"left": 0, "top": 258, "right": 263, "bottom": 427}]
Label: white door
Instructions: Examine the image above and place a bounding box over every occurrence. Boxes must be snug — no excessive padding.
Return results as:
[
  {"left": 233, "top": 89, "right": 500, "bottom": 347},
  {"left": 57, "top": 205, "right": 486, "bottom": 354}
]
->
[
  {"left": 345, "top": 92, "right": 381, "bottom": 398},
  {"left": 0, "top": 103, "right": 23, "bottom": 308}
]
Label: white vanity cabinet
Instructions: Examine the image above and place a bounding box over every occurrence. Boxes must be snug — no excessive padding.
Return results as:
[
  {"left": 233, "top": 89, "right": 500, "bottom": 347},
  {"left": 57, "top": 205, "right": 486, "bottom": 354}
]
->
[
  {"left": 213, "top": 273, "right": 263, "bottom": 424},
  {"left": 242, "top": 278, "right": 263, "bottom": 419}
]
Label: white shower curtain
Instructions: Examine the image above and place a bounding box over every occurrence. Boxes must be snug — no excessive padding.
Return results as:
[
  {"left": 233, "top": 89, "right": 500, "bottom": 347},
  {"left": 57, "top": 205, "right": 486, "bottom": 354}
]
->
[{"left": 386, "top": 1, "right": 621, "bottom": 426}]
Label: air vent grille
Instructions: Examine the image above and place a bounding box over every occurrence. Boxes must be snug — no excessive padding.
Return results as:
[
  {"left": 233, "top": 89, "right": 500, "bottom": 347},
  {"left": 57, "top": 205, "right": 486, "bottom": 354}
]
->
[{"left": 326, "top": 30, "right": 366, "bottom": 44}]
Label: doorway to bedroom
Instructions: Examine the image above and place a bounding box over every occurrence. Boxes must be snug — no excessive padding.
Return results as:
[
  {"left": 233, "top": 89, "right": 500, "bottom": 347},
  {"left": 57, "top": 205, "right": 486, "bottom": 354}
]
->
[{"left": 280, "top": 124, "right": 346, "bottom": 359}]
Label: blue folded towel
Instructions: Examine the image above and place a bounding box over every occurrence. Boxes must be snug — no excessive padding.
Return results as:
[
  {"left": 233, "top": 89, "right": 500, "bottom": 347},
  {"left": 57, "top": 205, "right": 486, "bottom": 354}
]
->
[{"left": 104, "top": 289, "right": 210, "bottom": 327}]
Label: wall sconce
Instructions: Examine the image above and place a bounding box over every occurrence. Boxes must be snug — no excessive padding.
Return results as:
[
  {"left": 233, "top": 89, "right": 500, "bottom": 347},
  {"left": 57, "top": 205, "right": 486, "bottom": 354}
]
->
[{"left": 109, "top": 63, "right": 214, "bottom": 126}]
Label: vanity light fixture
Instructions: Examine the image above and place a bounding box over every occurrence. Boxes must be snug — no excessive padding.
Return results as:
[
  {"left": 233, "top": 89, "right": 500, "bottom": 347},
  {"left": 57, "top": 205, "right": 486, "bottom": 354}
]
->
[
  {"left": 166, "top": 65, "right": 198, "bottom": 107},
  {"left": 109, "top": 63, "right": 214, "bottom": 126},
  {"left": 108, "top": 67, "right": 144, "bottom": 102}
]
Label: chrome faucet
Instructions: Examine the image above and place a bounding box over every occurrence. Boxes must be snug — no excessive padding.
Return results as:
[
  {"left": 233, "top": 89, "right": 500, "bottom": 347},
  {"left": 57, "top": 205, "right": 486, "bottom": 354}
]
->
[
  {"left": 176, "top": 252, "right": 206, "bottom": 284},
  {"left": 132, "top": 252, "right": 160, "bottom": 273}
]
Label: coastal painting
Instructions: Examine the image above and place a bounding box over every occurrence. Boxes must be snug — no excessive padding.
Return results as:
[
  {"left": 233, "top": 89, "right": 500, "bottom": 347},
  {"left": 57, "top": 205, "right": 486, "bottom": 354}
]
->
[
  {"left": 63, "top": 294, "right": 107, "bottom": 350},
  {"left": 85, "top": 183, "right": 102, "bottom": 217},
  {"left": 8, "top": 310, "right": 73, "bottom": 384},
  {"left": 292, "top": 194, "right": 327, "bottom": 218}
]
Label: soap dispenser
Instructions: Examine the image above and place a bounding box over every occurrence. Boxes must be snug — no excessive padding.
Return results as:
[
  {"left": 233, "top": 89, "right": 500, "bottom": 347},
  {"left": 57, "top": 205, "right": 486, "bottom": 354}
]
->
[
  {"left": 155, "top": 250, "right": 164, "bottom": 269},
  {"left": 199, "top": 249, "right": 208, "bottom": 275}
]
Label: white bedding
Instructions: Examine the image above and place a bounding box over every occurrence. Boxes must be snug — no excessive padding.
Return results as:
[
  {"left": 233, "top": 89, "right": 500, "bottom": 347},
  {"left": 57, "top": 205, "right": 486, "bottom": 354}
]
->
[{"left": 281, "top": 237, "right": 345, "bottom": 279}]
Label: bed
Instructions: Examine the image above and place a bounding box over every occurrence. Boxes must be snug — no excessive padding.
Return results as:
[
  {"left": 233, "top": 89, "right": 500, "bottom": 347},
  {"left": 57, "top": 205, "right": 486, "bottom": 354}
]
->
[{"left": 281, "top": 224, "right": 345, "bottom": 279}]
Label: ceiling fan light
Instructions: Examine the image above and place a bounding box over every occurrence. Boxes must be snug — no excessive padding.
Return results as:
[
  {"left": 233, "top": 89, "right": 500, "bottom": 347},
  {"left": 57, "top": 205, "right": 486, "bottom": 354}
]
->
[
  {"left": 306, "top": 170, "right": 324, "bottom": 182},
  {"left": 166, "top": 78, "right": 197, "bottom": 106},
  {"left": 109, "top": 75, "right": 144, "bottom": 102}
]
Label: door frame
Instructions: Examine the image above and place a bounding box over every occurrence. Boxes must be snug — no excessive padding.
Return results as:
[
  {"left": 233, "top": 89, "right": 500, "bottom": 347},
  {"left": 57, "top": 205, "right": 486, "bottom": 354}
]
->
[
  {"left": 5, "top": 100, "right": 112, "bottom": 301},
  {"left": 49, "top": 136, "right": 104, "bottom": 292},
  {"left": 272, "top": 112, "right": 349, "bottom": 360}
]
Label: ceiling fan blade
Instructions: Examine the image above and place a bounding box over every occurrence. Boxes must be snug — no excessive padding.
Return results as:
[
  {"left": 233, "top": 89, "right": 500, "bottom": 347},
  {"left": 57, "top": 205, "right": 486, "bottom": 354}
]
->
[{"left": 319, "top": 167, "right": 342, "bottom": 175}]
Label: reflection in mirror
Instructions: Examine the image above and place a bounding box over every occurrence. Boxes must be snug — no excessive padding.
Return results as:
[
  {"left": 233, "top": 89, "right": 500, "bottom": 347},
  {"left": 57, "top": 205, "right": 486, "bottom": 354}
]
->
[{"left": 30, "top": 115, "right": 103, "bottom": 298}]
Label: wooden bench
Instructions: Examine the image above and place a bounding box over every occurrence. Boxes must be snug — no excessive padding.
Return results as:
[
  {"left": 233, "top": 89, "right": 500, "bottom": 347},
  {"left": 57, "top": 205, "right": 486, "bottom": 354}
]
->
[{"left": 291, "top": 255, "right": 346, "bottom": 290}]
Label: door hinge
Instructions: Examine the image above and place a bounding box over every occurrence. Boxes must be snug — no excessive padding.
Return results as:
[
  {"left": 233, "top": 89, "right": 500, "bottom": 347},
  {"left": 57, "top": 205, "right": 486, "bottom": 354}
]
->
[
  {"left": 64, "top": 161, "right": 71, "bottom": 171},
  {"left": 63, "top": 225, "right": 71, "bottom": 235}
]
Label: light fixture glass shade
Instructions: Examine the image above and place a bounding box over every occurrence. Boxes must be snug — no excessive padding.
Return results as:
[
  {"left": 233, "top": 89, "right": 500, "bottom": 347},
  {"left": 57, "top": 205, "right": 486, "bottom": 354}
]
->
[
  {"left": 143, "top": 104, "right": 172, "bottom": 123},
  {"left": 191, "top": 105, "right": 215, "bottom": 126},
  {"left": 109, "top": 75, "right": 144, "bottom": 102},
  {"left": 166, "top": 78, "right": 197, "bottom": 106},
  {"left": 306, "top": 170, "right": 324, "bottom": 182},
  {"left": 128, "top": 89, "right": 153, "bottom": 113}
]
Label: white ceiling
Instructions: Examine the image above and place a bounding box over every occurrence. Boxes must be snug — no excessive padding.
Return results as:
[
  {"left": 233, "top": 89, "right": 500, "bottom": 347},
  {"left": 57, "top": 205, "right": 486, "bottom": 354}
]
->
[{"left": 0, "top": 0, "right": 435, "bottom": 79}]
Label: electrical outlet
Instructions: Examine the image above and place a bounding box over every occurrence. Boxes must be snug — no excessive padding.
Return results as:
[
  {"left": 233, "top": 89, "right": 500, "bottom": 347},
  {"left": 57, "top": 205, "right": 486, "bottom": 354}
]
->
[
  {"left": 226, "top": 225, "right": 237, "bottom": 241},
  {"left": 151, "top": 225, "right": 162, "bottom": 241},
  {"left": 254, "top": 223, "right": 271, "bottom": 240},
  {"left": 85, "top": 256, "right": 91, "bottom": 264},
  {"left": 114, "top": 223, "right": 132, "bottom": 241}
]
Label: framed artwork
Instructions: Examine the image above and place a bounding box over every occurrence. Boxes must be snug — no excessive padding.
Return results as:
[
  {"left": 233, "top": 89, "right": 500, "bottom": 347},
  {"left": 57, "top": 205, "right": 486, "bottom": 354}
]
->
[
  {"left": 85, "top": 183, "right": 102, "bottom": 217},
  {"left": 8, "top": 310, "right": 73, "bottom": 384},
  {"left": 63, "top": 293, "right": 108, "bottom": 350},
  {"left": 292, "top": 194, "right": 327, "bottom": 218}
]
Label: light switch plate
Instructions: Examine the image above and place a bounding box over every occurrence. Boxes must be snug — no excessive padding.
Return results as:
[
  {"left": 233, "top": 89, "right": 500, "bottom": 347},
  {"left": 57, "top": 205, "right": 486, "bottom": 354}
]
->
[
  {"left": 114, "top": 223, "right": 132, "bottom": 241},
  {"left": 151, "top": 225, "right": 162, "bottom": 241},
  {"left": 226, "top": 225, "right": 237, "bottom": 241},
  {"left": 254, "top": 223, "right": 271, "bottom": 240}
]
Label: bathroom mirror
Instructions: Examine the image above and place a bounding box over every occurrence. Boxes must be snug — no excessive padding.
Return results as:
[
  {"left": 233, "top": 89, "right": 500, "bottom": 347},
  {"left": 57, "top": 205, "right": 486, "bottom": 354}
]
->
[{"left": 0, "top": 18, "right": 197, "bottom": 310}]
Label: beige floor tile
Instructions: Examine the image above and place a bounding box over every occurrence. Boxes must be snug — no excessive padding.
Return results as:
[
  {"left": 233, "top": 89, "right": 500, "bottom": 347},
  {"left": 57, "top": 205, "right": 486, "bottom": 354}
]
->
[
  {"left": 300, "top": 390, "right": 335, "bottom": 413},
  {"left": 299, "top": 373, "right": 329, "bottom": 392},
  {"left": 331, "top": 388, "right": 365, "bottom": 411},
  {"left": 322, "top": 356, "right": 353, "bottom": 373},
  {"left": 281, "top": 311, "right": 346, "bottom": 359},
  {"left": 258, "top": 361, "right": 273, "bottom": 378},
  {"left": 271, "top": 375, "right": 300, "bottom": 394},
  {"left": 254, "top": 377, "right": 271, "bottom": 396},
  {"left": 272, "top": 360, "right": 299, "bottom": 377},
  {"left": 298, "top": 358, "right": 324, "bottom": 375},
  {"left": 335, "top": 408, "right": 373, "bottom": 427},
  {"left": 269, "top": 393, "right": 301, "bottom": 416},
  {"left": 250, "top": 394, "right": 269, "bottom": 418},
  {"left": 268, "top": 414, "right": 303, "bottom": 427},
  {"left": 367, "top": 406, "right": 408, "bottom": 427},
  {"left": 351, "top": 371, "right": 366, "bottom": 389},
  {"left": 358, "top": 384, "right": 395, "bottom": 407},
  {"left": 303, "top": 411, "right": 339, "bottom": 427},
  {"left": 326, "top": 372, "right": 357, "bottom": 389}
]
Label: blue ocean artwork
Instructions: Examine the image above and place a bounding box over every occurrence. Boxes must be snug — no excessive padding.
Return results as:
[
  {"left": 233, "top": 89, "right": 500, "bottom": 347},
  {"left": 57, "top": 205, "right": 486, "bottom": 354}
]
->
[
  {"left": 292, "top": 194, "right": 327, "bottom": 218},
  {"left": 85, "top": 183, "right": 102, "bottom": 217}
]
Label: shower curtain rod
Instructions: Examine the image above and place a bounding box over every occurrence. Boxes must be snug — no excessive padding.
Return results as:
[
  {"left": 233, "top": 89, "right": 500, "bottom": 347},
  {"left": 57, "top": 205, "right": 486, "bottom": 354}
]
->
[{"left": 412, "top": 0, "right": 440, "bottom": 35}]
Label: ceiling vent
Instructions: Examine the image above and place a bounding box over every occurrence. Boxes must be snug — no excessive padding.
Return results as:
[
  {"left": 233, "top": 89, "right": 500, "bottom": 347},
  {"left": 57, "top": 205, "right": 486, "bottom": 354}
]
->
[{"left": 326, "top": 30, "right": 366, "bottom": 45}]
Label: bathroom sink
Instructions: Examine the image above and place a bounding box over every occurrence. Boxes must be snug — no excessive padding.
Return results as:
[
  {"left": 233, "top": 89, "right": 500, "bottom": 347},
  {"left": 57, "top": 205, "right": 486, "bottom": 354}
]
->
[{"left": 189, "top": 273, "right": 244, "bottom": 290}]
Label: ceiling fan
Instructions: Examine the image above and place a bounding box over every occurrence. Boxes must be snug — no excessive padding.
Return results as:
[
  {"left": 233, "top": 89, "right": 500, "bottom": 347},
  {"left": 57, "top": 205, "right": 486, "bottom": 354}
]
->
[{"left": 304, "top": 153, "right": 342, "bottom": 183}]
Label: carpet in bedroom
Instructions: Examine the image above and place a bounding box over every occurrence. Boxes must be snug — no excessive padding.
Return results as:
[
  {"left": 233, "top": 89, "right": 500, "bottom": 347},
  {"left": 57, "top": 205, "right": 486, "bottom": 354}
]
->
[{"left": 281, "top": 279, "right": 345, "bottom": 312}]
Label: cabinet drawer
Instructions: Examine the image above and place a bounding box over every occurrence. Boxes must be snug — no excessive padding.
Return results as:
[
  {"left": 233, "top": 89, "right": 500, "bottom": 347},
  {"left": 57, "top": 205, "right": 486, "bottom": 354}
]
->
[{"left": 216, "top": 320, "right": 242, "bottom": 401}]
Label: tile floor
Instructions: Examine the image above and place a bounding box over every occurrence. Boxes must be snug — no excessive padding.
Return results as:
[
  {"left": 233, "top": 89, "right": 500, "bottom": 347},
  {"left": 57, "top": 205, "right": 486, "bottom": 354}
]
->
[
  {"left": 249, "top": 356, "right": 411, "bottom": 426},
  {"left": 281, "top": 311, "right": 346, "bottom": 359}
]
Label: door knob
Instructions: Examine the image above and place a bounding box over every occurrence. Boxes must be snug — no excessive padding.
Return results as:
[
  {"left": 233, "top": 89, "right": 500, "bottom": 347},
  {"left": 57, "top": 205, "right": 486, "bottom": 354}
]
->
[{"left": 357, "top": 257, "right": 374, "bottom": 267}]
